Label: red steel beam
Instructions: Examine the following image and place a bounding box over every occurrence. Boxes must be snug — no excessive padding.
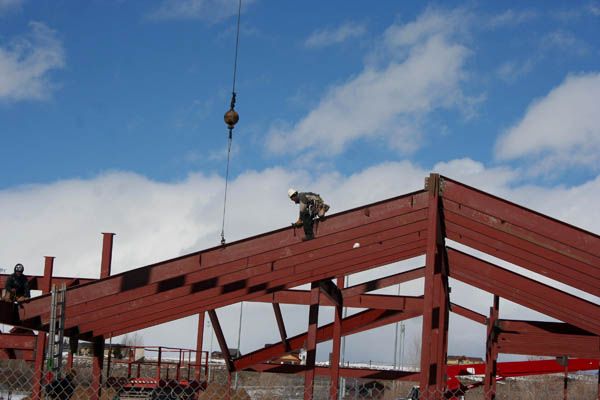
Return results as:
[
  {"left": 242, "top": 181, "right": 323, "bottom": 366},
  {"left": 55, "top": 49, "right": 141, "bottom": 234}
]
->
[
  {"left": 271, "top": 303, "right": 290, "bottom": 351},
  {"left": 484, "top": 295, "right": 499, "bottom": 399},
  {"left": 497, "top": 319, "right": 600, "bottom": 358},
  {"left": 235, "top": 302, "right": 423, "bottom": 371},
  {"left": 441, "top": 177, "right": 600, "bottom": 260},
  {"left": 330, "top": 277, "right": 343, "bottom": 400},
  {"left": 0, "top": 275, "right": 95, "bottom": 291},
  {"left": 318, "top": 279, "right": 342, "bottom": 308},
  {"left": 208, "top": 310, "right": 234, "bottom": 372},
  {"left": 450, "top": 303, "right": 487, "bottom": 325},
  {"left": 497, "top": 332, "right": 600, "bottom": 358},
  {"left": 17, "top": 190, "right": 428, "bottom": 324},
  {"left": 252, "top": 291, "right": 423, "bottom": 309},
  {"left": 447, "top": 247, "right": 600, "bottom": 335},
  {"left": 0, "top": 333, "right": 36, "bottom": 350},
  {"left": 92, "top": 241, "right": 426, "bottom": 337},
  {"left": 253, "top": 265, "right": 425, "bottom": 305},
  {"left": 420, "top": 173, "right": 449, "bottom": 398},
  {"left": 100, "top": 233, "right": 115, "bottom": 279},
  {"left": 304, "top": 282, "right": 320, "bottom": 399},
  {"left": 75, "top": 220, "right": 426, "bottom": 332},
  {"left": 341, "top": 266, "right": 425, "bottom": 297},
  {"left": 442, "top": 177, "right": 600, "bottom": 294},
  {"left": 499, "top": 319, "right": 596, "bottom": 336},
  {"left": 248, "top": 363, "right": 419, "bottom": 380},
  {"left": 445, "top": 213, "right": 600, "bottom": 296},
  {"left": 45, "top": 216, "right": 428, "bottom": 334},
  {"left": 447, "top": 358, "right": 599, "bottom": 378},
  {"left": 194, "top": 312, "right": 205, "bottom": 380}
]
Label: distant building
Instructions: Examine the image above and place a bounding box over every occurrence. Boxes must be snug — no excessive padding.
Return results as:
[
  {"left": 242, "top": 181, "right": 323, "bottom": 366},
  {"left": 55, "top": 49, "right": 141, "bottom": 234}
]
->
[
  {"left": 264, "top": 344, "right": 306, "bottom": 365},
  {"left": 77, "top": 343, "right": 142, "bottom": 360},
  {"left": 447, "top": 355, "right": 484, "bottom": 365},
  {"left": 211, "top": 348, "right": 241, "bottom": 359}
]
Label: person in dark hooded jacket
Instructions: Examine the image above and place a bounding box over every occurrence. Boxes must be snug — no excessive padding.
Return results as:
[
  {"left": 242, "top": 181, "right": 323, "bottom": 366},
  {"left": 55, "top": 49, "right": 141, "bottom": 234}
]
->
[{"left": 3, "top": 263, "right": 30, "bottom": 302}]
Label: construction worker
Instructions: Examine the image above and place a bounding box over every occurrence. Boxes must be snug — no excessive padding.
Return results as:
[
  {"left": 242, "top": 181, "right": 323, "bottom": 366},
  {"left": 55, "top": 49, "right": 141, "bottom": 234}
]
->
[
  {"left": 46, "top": 369, "right": 76, "bottom": 400},
  {"left": 288, "top": 189, "right": 330, "bottom": 241},
  {"left": 3, "top": 263, "right": 30, "bottom": 302}
]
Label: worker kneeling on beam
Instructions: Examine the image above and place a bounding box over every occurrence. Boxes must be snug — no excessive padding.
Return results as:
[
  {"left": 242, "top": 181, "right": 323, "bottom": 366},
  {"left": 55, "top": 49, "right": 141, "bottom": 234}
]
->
[
  {"left": 3, "top": 263, "right": 31, "bottom": 302},
  {"left": 288, "top": 189, "right": 330, "bottom": 241}
]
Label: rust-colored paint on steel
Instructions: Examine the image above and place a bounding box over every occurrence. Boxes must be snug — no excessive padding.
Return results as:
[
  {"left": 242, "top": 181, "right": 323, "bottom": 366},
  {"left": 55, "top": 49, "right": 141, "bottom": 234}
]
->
[
  {"left": 0, "top": 333, "right": 36, "bottom": 350},
  {"left": 19, "top": 190, "right": 429, "bottom": 321},
  {"left": 342, "top": 266, "right": 425, "bottom": 297},
  {"left": 100, "top": 233, "right": 115, "bottom": 279},
  {"left": 445, "top": 212, "right": 600, "bottom": 295},
  {"left": 499, "top": 319, "right": 597, "bottom": 335},
  {"left": 271, "top": 303, "right": 290, "bottom": 351},
  {"left": 450, "top": 303, "right": 487, "bottom": 325},
  {"left": 73, "top": 221, "right": 427, "bottom": 332},
  {"left": 448, "top": 247, "right": 600, "bottom": 335},
  {"left": 91, "top": 243, "right": 426, "bottom": 337},
  {"left": 247, "top": 363, "right": 420, "bottom": 380},
  {"left": 34, "top": 215, "right": 427, "bottom": 332},
  {"left": 304, "top": 282, "right": 320, "bottom": 399},
  {"left": 484, "top": 295, "right": 499, "bottom": 399},
  {"left": 234, "top": 305, "right": 423, "bottom": 371},
  {"left": 419, "top": 173, "right": 448, "bottom": 398},
  {"left": 330, "top": 276, "right": 343, "bottom": 400},
  {"left": 194, "top": 312, "right": 205, "bottom": 380},
  {"left": 441, "top": 177, "right": 600, "bottom": 257},
  {"left": 207, "top": 310, "right": 234, "bottom": 372},
  {"left": 103, "top": 246, "right": 426, "bottom": 338},
  {"left": 252, "top": 266, "right": 425, "bottom": 305}
]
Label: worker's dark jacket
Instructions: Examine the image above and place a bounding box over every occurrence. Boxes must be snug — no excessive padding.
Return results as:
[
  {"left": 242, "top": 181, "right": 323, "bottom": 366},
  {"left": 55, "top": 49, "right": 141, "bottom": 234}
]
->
[
  {"left": 5, "top": 274, "right": 31, "bottom": 298},
  {"left": 297, "top": 192, "right": 323, "bottom": 216},
  {"left": 46, "top": 375, "right": 75, "bottom": 400}
]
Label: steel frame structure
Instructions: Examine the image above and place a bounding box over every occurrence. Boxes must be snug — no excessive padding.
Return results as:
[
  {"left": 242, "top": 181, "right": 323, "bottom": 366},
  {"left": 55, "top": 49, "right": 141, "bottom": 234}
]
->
[{"left": 0, "top": 174, "right": 599, "bottom": 400}]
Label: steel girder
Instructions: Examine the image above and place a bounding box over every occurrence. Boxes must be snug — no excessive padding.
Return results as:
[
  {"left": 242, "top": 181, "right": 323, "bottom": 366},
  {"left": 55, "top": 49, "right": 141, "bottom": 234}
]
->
[{"left": 0, "top": 174, "right": 599, "bottom": 399}]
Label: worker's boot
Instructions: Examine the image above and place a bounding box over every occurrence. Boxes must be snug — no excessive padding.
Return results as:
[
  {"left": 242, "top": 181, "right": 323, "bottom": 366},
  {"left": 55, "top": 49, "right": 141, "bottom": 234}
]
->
[{"left": 302, "top": 233, "right": 314, "bottom": 241}]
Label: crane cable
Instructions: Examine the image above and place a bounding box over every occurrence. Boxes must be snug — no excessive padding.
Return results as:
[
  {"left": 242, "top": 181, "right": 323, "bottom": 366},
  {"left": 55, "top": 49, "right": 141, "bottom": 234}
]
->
[{"left": 220, "top": 0, "right": 242, "bottom": 246}]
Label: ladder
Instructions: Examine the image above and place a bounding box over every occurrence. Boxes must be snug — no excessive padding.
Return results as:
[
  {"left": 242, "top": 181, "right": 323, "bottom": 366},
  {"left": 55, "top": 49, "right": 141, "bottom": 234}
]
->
[{"left": 46, "top": 283, "right": 67, "bottom": 379}]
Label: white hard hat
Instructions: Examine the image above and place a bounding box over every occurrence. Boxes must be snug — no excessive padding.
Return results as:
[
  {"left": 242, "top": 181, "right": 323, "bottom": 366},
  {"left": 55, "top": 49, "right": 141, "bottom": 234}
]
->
[{"left": 288, "top": 188, "right": 298, "bottom": 198}]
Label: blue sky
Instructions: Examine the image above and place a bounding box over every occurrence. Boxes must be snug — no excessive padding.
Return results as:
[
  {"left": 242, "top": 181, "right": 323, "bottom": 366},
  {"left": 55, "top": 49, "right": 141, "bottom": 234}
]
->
[
  {"left": 2, "top": 0, "right": 599, "bottom": 188},
  {"left": 1, "top": 0, "right": 600, "bottom": 363}
]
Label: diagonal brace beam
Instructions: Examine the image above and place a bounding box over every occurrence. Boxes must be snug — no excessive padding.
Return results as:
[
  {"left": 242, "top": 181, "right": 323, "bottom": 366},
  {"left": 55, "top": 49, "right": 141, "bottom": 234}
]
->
[{"left": 207, "top": 310, "right": 234, "bottom": 372}]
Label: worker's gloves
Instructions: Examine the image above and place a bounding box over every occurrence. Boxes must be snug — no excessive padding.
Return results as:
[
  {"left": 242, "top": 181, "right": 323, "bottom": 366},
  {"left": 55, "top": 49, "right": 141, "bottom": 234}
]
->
[{"left": 292, "top": 220, "right": 303, "bottom": 228}]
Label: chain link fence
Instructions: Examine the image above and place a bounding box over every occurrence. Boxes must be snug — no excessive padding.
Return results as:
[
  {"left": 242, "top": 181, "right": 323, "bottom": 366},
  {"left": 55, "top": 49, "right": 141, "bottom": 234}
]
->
[{"left": 1, "top": 358, "right": 599, "bottom": 400}]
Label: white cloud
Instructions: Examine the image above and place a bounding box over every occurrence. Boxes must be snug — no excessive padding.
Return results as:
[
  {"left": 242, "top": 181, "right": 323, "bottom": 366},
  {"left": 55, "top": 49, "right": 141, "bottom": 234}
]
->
[
  {"left": 487, "top": 9, "right": 538, "bottom": 28},
  {"left": 495, "top": 73, "right": 600, "bottom": 174},
  {"left": 304, "top": 22, "right": 367, "bottom": 49},
  {"left": 541, "top": 30, "right": 589, "bottom": 55},
  {"left": 0, "top": 0, "right": 23, "bottom": 15},
  {"left": 0, "top": 21, "right": 65, "bottom": 101},
  {"left": 2, "top": 159, "right": 599, "bottom": 361},
  {"left": 496, "top": 59, "right": 535, "bottom": 83},
  {"left": 267, "top": 8, "right": 472, "bottom": 158},
  {"left": 148, "top": 0, "right": 254, "bottom": 22}
]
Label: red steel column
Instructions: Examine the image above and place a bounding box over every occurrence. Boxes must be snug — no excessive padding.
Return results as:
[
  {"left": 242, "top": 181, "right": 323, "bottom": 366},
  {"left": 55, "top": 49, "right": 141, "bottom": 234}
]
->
[
  {"left": 329, "top": 277, "right": 344, "bottom": 400},
  {"left": 32, "top": 256, "right": 54, "bottom": 400},
  {"left": 563, "top": 361, "right": 568, "bottom": 400},
  {"left": 419, "top": 174, "right": 449, "bottom": 399},
  {"left": 484, "top": 295, "right": 500, "bottom": 399},
  {"left": 156, "top": 347, "right": 162, "bottom": 380},
  {"left": 91, "top": 336, "right": 105, "bottom": 400},
  {"left": 67, "top": 337, "right": 78, "bottom": 369},
  {"left": 100, "top": 233, "right": 115, "bottom": 279},
  {"left": 304, "top": 281, "right": 321, "bottom": 400},
  {"left": 195, "top": 312, "right": 205, "bottom": 380},
  {"left": 91, "top": 234, "right": 112, "bottom": 400}
]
